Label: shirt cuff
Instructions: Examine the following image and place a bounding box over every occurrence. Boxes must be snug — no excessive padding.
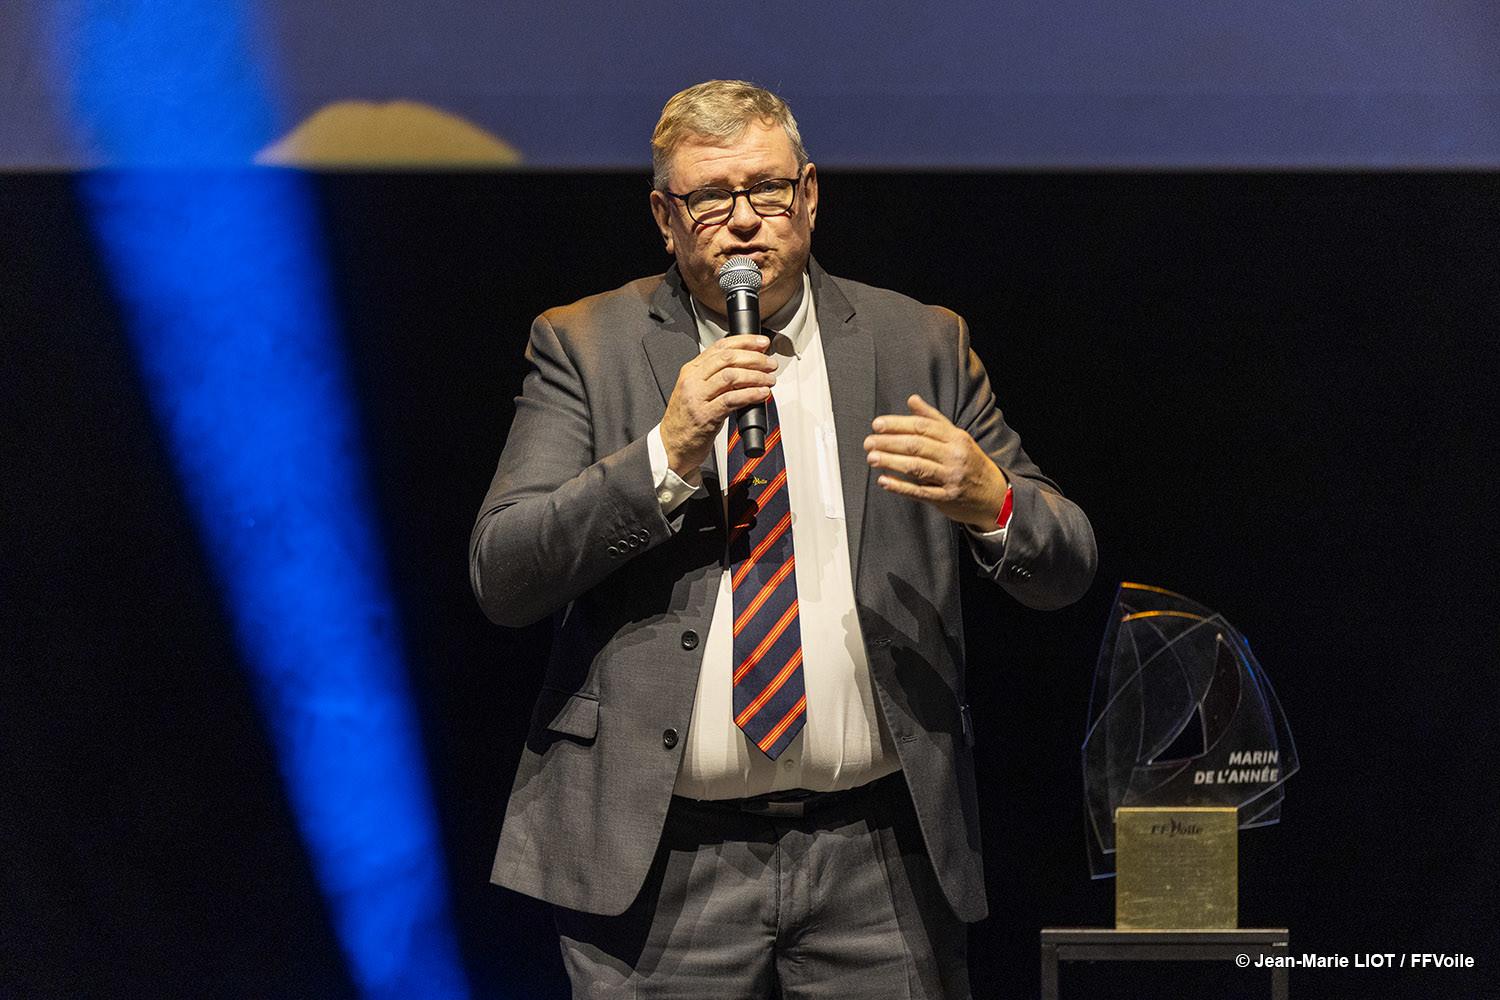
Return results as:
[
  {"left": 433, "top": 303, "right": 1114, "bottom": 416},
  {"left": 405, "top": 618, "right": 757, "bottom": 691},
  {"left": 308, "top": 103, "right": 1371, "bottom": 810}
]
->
[
  {"left": 964, "top": 479, "right": 1012, "bottom": 572},
  {"left": 965, "top": 521, "right": 1010, "bottom": 572},
  {"left": 647, "top": 423, "right": 703, "bottom": 515}
]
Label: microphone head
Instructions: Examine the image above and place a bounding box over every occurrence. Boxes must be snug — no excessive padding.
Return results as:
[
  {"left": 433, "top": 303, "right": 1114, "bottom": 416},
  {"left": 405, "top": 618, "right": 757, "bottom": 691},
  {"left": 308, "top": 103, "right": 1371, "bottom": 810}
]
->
[{"left": 717, "top": 256, "right": 762, "bottom": 295}]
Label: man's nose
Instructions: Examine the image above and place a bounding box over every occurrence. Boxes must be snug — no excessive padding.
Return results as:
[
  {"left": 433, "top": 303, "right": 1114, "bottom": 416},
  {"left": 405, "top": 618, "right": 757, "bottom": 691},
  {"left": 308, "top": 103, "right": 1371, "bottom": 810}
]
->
[{"left": 727, "top": 193, "right": 762, "bottom": 232}]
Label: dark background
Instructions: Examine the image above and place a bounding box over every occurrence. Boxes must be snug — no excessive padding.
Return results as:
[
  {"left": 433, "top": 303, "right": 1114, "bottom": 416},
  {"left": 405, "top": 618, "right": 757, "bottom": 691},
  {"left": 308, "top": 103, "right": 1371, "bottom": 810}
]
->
[{"left": 5, "top": 171, "right": 1498, "bottom": 998}]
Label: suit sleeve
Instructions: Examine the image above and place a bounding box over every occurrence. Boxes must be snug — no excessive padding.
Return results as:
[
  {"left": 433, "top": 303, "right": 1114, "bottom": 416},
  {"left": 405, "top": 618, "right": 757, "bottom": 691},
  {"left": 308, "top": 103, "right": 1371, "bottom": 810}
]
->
[
  {"left": 469, "top": 314, "right": 676, "bottom": 627},
  {"left": 951, "top": 313, "right": 1098, "bottom": 610}
]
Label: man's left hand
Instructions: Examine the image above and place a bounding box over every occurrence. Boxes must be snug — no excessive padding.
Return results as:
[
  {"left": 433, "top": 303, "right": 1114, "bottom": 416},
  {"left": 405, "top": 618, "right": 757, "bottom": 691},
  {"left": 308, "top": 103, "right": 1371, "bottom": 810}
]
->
[{"left": 864, "top": 394, "right": 1009, "bottom": 530}]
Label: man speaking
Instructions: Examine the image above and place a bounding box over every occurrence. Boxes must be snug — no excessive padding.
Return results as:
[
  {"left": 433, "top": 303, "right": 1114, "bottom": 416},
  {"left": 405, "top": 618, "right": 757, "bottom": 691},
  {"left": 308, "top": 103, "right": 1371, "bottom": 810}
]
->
[{"left": 470, "top": 80, "right": 1096, "bottom": 999}]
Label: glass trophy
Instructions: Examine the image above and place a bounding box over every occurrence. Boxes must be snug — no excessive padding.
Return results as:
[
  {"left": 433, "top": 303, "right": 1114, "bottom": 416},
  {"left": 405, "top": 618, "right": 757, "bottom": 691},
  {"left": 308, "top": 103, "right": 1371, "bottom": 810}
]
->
[{"left": 1083, "top": 583, "right": 1298, "bottom": 928}]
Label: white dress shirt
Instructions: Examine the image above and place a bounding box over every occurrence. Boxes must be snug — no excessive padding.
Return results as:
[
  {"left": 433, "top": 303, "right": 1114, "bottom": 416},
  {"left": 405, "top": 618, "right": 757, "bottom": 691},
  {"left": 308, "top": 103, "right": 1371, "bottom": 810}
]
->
[{"left": 647, "top": 273, "right": 1008, "bottom": 799}]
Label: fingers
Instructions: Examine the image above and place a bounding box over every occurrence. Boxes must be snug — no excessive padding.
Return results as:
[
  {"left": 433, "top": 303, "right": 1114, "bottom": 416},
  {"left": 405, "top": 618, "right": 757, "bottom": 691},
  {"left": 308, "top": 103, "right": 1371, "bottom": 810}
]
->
[
  {"left": 700, "top": 335, "right": 774, "bottom": 371},
  {"left": 867, "top": 449, "right": 943, "bottom": 484},
  {"left": 662, "top": 335, "right": 774, "bottom": 475},
  {"left": 700, "top": 349, "right": 778, "bottom": 378},
  {"left": 866, "top": 395, "right": 961, "bottom": 487},
  {"left": 864, "top": 394, "right": 980, "bottom": 502},
  {"left": 905, "top": 394, "right": 948, "bottom": 421},
  {"left": 866, "top": 439, "right": 965, "bottom": 493},
  {"left": 695, "top": 337, "right": 776, "bottom": 401},
  {"left": 863, "top": 432, "right": 949, "bottom": 464},
  {"left": 867, "top": 396, "right": 1003, "bottom": 526},
  {"left": 682, "top": 338, "right": 776, "bottom": 407},
  {"left": 701, "top": 365, "right": 775, "bottom": 405},
  {"left": 876, "top": 474, "right": 949, "bottom": 502},
  {"left": 717, "top": 334, "right": 771, "bottom": 352},
  {"left": 870, "top": 416, "right": 940, "bottom": 442},
  {"left": 717, "top": 385, "right": 774, "bottom": 412},
  {"left": 864, "top": 435, "right": 951, "bottom": 486},
  {"left": 869, "top": 395, "right": 952, "bottom": 437}
]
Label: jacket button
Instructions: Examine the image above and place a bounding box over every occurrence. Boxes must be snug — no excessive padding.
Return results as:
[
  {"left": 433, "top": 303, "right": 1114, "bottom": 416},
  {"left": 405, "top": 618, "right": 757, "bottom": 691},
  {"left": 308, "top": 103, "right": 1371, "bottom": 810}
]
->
[
  {"left": 680, "top": 630, "right": 699, "bottom": 650},
  {"left": 662, "top": 728, "right": 679, "bottom": 749}
]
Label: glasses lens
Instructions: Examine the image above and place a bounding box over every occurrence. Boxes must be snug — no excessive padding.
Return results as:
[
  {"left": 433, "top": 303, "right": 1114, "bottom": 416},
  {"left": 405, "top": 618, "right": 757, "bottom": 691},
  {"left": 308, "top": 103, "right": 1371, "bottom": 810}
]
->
[
  {"left": 747, "top": 179, "right": 795, "bottom": 215},
  {"left": 686, "top": 188, "right": 734, "bottom": 224}
]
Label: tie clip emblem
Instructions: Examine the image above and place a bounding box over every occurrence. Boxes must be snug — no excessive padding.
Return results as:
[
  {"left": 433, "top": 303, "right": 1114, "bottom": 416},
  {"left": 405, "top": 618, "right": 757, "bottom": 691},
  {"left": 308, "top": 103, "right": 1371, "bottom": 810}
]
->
[{"left": 751, "top": 475, "right": 769, "bottom": 487}]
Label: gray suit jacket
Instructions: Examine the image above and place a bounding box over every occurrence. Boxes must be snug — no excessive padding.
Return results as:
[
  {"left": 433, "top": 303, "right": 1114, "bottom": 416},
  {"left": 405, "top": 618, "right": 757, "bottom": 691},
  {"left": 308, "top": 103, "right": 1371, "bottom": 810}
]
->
[{"left": 470, "top": 259, "right": 1096, "bottom": 922}]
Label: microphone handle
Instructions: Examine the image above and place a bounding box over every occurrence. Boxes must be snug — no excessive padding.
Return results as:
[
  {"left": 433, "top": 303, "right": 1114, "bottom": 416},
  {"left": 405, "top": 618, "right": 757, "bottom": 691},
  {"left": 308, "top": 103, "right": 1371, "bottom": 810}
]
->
[{"left": 725, "top": 288, "right": 767, "bottom": 457}]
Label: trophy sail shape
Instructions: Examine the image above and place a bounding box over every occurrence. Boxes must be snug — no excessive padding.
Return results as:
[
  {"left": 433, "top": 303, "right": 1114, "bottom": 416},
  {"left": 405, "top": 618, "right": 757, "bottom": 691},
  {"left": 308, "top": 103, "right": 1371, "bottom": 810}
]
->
[{"left": 1083, "top": 583, "right": 1299, "bottom": 881}]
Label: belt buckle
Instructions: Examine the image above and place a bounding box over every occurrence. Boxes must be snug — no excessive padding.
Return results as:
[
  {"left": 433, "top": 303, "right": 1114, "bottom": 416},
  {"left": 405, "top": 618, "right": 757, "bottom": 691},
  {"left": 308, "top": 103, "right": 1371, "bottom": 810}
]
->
[{"left": 751, "top": 799, "right": 807, "bottom": 818}]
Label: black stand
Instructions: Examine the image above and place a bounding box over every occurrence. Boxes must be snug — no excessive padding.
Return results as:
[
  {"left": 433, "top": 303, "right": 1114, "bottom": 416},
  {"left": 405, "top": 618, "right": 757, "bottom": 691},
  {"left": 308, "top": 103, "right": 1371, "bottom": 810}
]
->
[{"left": 1040, "top": 928, "right": 1290, "bottom": 1000}]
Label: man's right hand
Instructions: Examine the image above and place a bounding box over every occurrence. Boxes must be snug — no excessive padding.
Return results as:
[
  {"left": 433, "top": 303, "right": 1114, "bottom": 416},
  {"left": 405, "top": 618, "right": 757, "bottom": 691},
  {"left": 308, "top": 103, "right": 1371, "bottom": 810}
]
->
[{"left": 660, "top": 334, "right": 776, "bottom": 479}]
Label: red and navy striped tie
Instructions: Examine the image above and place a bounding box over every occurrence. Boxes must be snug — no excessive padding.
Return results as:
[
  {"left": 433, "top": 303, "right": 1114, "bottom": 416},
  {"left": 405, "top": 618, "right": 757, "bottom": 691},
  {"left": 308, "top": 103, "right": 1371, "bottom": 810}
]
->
[{"left": 727, "top": 394, "right": 806, "bottom": 760}]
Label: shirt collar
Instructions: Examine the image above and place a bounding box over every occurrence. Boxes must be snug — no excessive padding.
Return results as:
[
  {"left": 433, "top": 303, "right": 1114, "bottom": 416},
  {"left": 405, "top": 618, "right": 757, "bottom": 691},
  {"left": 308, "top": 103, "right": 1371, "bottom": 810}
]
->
[{"left": 690, "top": 271, "right": 814, "bottom": 360}]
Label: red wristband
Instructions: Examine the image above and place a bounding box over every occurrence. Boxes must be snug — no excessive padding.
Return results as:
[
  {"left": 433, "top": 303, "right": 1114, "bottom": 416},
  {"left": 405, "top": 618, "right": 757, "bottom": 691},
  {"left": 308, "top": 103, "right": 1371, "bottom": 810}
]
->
[{"left": 995, "top": 483, "right": 1013, "bottom": 530}]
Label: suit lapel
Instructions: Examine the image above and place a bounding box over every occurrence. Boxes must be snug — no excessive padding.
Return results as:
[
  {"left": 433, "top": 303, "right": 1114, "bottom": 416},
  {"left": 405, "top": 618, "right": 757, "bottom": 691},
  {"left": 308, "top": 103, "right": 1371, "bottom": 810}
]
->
[
  {"left": 810, "top": 259, "right": 875, "bottom": 586},
  {"left": 644, "top": 266, "right": 700, "bottom": 406},
  {"left": 646, "top": 267, "right": 726, "bottom": 512}
]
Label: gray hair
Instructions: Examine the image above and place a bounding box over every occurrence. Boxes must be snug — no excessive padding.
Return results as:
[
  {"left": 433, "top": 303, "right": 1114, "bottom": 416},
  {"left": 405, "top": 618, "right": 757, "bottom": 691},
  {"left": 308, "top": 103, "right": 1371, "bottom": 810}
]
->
[{"left": 651, "top": 80, "right": 809, "bottom": 191}]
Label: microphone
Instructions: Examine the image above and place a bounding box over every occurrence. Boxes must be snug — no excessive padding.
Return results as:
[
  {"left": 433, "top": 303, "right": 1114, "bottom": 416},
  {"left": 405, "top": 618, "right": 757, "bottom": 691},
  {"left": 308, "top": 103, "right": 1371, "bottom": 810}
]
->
[{"left": 717, "top": 256, "right": 768, "bottom": 457}]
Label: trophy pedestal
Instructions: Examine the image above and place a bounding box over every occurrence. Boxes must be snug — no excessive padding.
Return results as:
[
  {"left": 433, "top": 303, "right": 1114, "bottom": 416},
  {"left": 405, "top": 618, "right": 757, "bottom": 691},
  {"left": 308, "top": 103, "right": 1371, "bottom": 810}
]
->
[{"left": 1039, "top": 928, "right": 1290, "bottom": 1000}]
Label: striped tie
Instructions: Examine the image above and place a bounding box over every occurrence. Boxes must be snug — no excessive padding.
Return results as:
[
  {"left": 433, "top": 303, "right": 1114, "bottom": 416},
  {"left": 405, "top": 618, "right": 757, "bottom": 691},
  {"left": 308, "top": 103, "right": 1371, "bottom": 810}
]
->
[{"left": 727, "top": 394, "right": 806, "bottom": 760}]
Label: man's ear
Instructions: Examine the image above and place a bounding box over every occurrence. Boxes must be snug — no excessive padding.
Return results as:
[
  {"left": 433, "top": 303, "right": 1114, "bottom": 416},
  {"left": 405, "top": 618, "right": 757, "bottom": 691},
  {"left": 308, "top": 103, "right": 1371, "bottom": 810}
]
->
[
  {"left": 803, "top": 163, "right": 818, "bottom": 232},
  {"left": 649, "top": 190, "right": 676, "bottom": 255}
]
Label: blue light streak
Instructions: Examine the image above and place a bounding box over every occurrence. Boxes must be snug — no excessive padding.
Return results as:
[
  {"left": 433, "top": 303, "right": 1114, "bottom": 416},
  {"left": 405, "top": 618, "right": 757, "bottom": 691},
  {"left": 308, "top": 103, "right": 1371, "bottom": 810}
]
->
[{"left": 50, "top": 3, "right": 471, "bottom": 996}]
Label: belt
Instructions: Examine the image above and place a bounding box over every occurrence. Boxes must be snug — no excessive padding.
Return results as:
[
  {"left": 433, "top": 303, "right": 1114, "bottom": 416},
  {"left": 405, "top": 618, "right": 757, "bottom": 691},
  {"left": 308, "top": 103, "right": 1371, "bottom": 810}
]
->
[{"left": 682, "top": 772, "right": 895, "bottom": 819}]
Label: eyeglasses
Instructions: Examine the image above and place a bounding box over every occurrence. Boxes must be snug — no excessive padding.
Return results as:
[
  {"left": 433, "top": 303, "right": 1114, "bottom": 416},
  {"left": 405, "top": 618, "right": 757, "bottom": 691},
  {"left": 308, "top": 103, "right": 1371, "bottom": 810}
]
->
[{"left": 663, "top": 173, "right": 803, "bottom": 226}]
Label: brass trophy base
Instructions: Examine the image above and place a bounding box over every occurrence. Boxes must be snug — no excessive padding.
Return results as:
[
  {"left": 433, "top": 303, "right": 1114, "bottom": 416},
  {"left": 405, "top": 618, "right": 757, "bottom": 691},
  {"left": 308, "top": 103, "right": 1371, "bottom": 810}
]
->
[{"left": 1115, "top": 806, "right": 1237, "bottom": 929}]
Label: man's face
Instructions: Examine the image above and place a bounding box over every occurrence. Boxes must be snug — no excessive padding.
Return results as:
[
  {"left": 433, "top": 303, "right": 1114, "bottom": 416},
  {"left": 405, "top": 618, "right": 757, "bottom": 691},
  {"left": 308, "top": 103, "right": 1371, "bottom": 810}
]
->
[{"left": 650, "top": 120, "right": 818, "bottom": 319}]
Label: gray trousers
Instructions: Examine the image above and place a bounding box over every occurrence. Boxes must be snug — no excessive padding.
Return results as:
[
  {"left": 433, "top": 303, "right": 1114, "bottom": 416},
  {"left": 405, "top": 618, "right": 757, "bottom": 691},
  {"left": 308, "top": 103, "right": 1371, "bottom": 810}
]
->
[{"left": 552, "top": 771, "right": 973, "bottom": 1000}]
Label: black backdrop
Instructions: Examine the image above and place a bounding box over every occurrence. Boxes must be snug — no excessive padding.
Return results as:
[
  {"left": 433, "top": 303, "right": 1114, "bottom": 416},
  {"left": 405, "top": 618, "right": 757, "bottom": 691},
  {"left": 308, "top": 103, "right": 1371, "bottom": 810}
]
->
[{"left": 4, "top": 171, "right": 1498, "bottom": 999}]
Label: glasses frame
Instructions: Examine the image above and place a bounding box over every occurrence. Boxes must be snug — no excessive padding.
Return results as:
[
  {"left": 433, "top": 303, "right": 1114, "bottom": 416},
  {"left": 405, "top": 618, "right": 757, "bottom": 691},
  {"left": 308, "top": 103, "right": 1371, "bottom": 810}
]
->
[{"left": 664, "top": 168, "right": 805, "bottom": 226}]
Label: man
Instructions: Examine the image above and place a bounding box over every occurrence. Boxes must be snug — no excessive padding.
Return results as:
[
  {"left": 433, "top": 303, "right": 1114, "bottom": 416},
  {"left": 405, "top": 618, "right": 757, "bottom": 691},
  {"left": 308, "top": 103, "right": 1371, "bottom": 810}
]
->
[{"left": 471, "top": 80, "right": 1095, "bottom": 999}]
